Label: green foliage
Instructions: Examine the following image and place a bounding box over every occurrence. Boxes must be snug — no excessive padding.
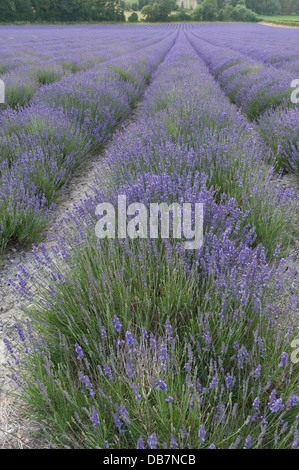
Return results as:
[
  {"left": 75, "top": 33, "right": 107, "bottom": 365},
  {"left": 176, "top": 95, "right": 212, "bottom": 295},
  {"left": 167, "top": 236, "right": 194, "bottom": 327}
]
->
[
  {"left": 138, "top": 0, "right": 148, "bottom": 9},
  {"left": 128, "top": 11, "right": 138, "bottom": 21},
  {"left": 201, "top": 0, "right": 218, "bottom": 20},
  {"left": 245, "top": 0, "right": 299, "bottom": 14},
  {"left": 192, "top": 5, "right": 203, "bottom": 19},
  {"left": 230, "top": 3, "right": 259, "bottom": 19},
  {"left": 172, "top": 9, "right": 192, "bottom": 20},
  {"left": 262, "top": 0, "right": 281, "bottom": 14},
  {"left": 0, "top": 0, "right": 125, "bottom": 23},
  {"left": 0, "top": 0, "right": 298, "bottom": 22},
  {"left": 191, "top": 0, "right": 258, "bottom": 20},
  {"left": 141, "top": 0, "right": 172, "bottom": 21}
]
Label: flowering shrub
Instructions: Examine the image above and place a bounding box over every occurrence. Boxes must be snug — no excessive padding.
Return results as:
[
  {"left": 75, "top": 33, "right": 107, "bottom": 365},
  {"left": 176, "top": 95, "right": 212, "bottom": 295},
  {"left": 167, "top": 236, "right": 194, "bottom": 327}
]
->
[
  {"left": 4, "top": 28, "right": 299, "bottom": 449},
  {"left": 259, "top": 106, "right": 299, "bottom": 173},
  {"left": 0, "top": 30, "right": 176, "bottom": 254}
]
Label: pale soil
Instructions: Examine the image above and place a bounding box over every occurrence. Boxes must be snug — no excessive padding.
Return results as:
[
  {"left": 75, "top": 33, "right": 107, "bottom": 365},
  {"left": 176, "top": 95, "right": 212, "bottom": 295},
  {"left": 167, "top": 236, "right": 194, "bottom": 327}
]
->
[{"left": 260, "top": 21, "right": 299, "bottom": 29}]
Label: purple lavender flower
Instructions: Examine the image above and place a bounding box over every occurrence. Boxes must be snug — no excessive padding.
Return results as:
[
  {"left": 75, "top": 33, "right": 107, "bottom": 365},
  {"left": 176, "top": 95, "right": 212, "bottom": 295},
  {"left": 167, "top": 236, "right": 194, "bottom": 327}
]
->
[
  {"left": 147, "top": 433, "right": 158, "bottom": 449},
  {"left": 149, "top": 334, "right": 156, "bottom": 349},
  {"left": 159, "top": 343, "right": 168, "bottom": 363},
  {"left": 100, "top": 327, "right": 107, "bottom": 340},
  {"left": 142, "top": 327, "right": 148, "bottom": 339},
  {"left": 104, "top": 364, "right": 113, "bottom": 381},
  {"left": 198, "top": 424, "right": 206, "bottom": 444},
  {"left": 165, "top": 396, "right": 173, "bottom": 403},
  {"left": 243, "top": 435, "right": 251, "bottom": 449},
  {"left": 113, "top": 316, "right": 122, "bottom": 333},
  {"left": 155, "top": 380, "right": 167, "bottom": 392},
  {"left": 268, "top": 390, "right": 284, "bottom": 413},
  {"left": 16, "top": 324, "right": 26, "bottom": 342},
  {"left": 225, "top": 372, "right": 233, "bottom": 390},
  {"left": 137, "top": 436, "right": 145, "bottom": 449},
  {"left": 4, "top": 339, "right": 14, "bottom": 355},
  {"left": 170, "top": 434, "right": 178, "bottom": 449},
  {"left": 165, "top": 320, "right": 172, "bottom": 338},
  {"left": 126, "top": 331, "right": 134, "bottom": 347},
  {"left": 253, "top": 364, "right": 261, "bottom": 379},
  {"left": 278, "top": 352, "right": 288, "bottom": 368},
  {"left": 113, "top": 403, "right": 131, "bottom": 431},
  {"left": 75, "top": 343, "right": 84, "bottom": 360},
  {"left": 79, "top": 372, "right": 94, "bottom": 396},
  {"left": 132, "top": 382, "right": 141, "bottom": 402},
  {"left": 286, "top": 393, "right": 299, "bottom": 410},
  {"left": 209, "top": 374, "right": 219, "bottom": 390},
  {"left": 91, "top": 406, "right": 99, "bottom": 428},
  {"left": 253, "top": 397, "right": 260, "bottom": 410}
]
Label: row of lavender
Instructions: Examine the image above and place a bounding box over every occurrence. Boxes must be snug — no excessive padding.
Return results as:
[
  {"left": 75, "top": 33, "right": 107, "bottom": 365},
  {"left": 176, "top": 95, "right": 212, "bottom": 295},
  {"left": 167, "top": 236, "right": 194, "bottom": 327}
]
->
[
  {"left": 0, "top": 30, "right": 176, "bottom": 255},
  {"left": 185, "top": 26, "right": 299, "bottom": 174},
  {"left": 185, "top": 23, "right": 299, "bottom": 74},
  {"left": 8, "top": 30, "right": 299, "bottom": 449},
  {"left": 0, "top": 27, "right": 170, "bottom": 109}
]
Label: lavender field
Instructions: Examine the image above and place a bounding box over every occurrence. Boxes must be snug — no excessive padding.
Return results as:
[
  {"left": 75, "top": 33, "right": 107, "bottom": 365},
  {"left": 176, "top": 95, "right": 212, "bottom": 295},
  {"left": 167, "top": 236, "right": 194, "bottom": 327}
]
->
[{"left": 1, "top": 23, "right": 299, "bottom": 450}]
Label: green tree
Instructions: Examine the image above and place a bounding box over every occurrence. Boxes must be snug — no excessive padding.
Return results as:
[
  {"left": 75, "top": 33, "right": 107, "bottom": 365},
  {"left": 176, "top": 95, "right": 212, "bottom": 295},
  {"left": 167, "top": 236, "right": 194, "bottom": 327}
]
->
[
  {"left": 138, "top": 0, "right": 148, "bottom": 9},
  {"left": 93, "top": 0, "right": 124, "bottom": 20},
  {"left": 223, "top": 3, "right": 234, "bottom": 17},
  {"left": 245, "top": 0, "right": 262, "bottom": 12},
  {"left": 262, "top": 0, "right": 281, "bottom": 14},
  {"left": 128, "top": 10, "right": 138, "bottom": 19},
  {"left": 0, "top": 0, "right": 15, "bottom": 22},
  {"left": 14, "top": 0, "right": 33, "bottom": 21},
  {"left": 230, "top": 3, "right": 258, "bottom": 19},
  {"left": 141, "top": 3, "right": 161, "bottom": 20},
  {"left": 31, "top": 0, "right": 61, "bottom": 22},
  {"left": 192, "top": 4, "right": 203, "bottom": 19},
  {"left": 201, "top": 0, "right": 218, "bottom": 20},
  {"left": 230, "top": 0, "right": 245, "bottom": 7},
  {"left": 280, "top": 0, "right": 299, "bottom": 13},
  {"left": 159, "top": 0, "right": 172, "bottom": 17},
  {"left": 141, "top": 0, "right": 171, "bottom": 20}
]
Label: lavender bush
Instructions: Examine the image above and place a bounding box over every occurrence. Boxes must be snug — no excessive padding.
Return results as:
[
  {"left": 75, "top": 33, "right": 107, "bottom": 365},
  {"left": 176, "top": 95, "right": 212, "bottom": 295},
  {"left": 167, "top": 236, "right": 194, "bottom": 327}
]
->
[
  {"left": 259, "top": 106, "right": 299, "bottom": 174},
  {"left": 4, "top": 28, "right": 299, "bottom": 450},
  {"left": 185, "top": 23, "right": 299, "bottom": 74},
  {"left": 0, "top": 29, "right": 176, "bottom": 254}
]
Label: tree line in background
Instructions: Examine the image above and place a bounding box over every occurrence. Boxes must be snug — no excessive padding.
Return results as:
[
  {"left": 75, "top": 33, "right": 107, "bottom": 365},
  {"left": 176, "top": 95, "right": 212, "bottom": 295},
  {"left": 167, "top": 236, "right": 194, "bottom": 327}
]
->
[
  {"left": 0, "top": 0, "right": 298, "bottom": 23},
  {"left": 0, "top": 0, "right": 125, "bottom": 23},
  {"left": 136, "top": 0, "right": 298, "bottom": 22}
]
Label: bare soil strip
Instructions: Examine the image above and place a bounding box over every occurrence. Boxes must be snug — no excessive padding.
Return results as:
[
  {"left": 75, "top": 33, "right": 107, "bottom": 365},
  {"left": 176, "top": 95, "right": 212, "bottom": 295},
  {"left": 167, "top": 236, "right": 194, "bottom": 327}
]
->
[{"left": 260, "top": 21, "right": 299, "bottom": 29}]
